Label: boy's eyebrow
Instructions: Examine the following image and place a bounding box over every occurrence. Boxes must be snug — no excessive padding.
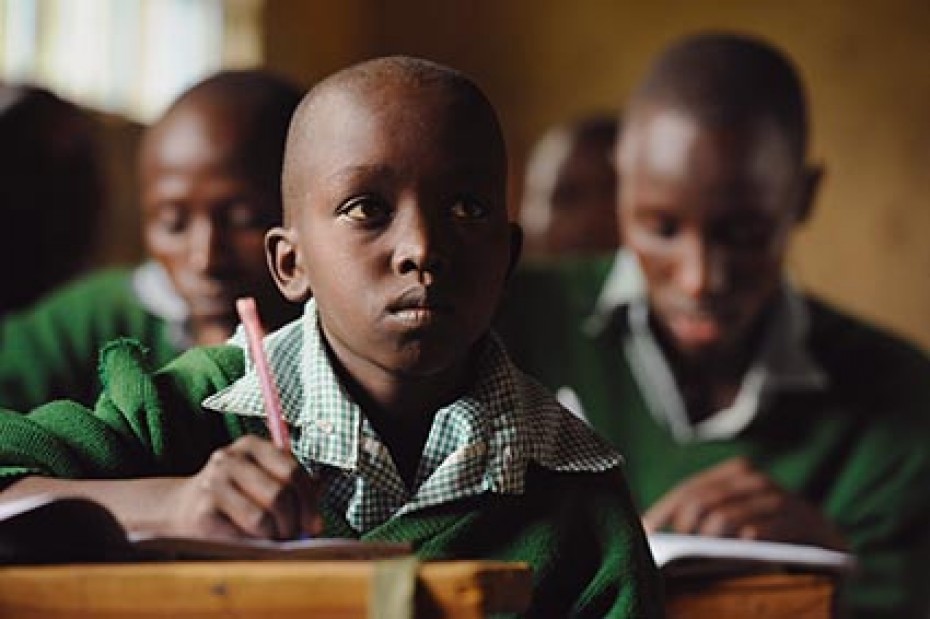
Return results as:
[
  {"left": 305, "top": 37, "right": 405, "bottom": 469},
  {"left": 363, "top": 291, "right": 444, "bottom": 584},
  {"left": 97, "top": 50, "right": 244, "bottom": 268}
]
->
[
  {"left": 325, "top": 163, "right": 500, "bottom": 186},
  {"left": 326, "top": 164, "right": 397, "bottom": 183}
]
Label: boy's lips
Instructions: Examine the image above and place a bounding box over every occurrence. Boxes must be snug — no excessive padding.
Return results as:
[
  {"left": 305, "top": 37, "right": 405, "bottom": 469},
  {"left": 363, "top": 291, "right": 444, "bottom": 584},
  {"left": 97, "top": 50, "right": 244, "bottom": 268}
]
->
[
  {"left": 668, "top": 313, "right": 722, "bottom": 346},
  {"left": 386, "top": 288, "right": 454, "bottom": 328},
  {"left": 186, "top": 290, "right": 240, "bottom": 321},
  {"left": 663, "top": 302, "right": 739, "bottom": 349}
]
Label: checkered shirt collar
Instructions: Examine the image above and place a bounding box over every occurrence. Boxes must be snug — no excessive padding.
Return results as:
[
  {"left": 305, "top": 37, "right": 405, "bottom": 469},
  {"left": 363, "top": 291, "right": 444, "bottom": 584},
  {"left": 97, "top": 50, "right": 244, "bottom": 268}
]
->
[{"left": 203, "top": 299, "right": 621, "bottom": 532}]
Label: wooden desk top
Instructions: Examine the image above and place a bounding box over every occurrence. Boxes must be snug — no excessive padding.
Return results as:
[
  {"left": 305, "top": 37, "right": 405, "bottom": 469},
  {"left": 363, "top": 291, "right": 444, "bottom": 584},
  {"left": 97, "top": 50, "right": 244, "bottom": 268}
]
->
[
  {"left": 0, "top": 560, "right": 838, "bottom": 618},
  {"left": 0, "top": 560, "right": 533, "bottom": 619}
]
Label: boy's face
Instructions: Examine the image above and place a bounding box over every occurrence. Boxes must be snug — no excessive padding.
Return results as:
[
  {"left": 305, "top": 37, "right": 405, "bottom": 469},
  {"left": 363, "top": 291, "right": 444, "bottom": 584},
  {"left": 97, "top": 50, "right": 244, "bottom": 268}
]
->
[
  {"left": 275, "top": 83, "right": 518, "bottom": 380},
  {"left": 545, "top": 135, "right": 619, "bottom": 255},
  {"left": 142, "top": 107, "right": 283, "bottom": 345},
  {"left": 617, "top": 106, "right": 814, "bottom": 362},
  {"left": 522, "top": 130, "right": 619, "bottom": 256}
]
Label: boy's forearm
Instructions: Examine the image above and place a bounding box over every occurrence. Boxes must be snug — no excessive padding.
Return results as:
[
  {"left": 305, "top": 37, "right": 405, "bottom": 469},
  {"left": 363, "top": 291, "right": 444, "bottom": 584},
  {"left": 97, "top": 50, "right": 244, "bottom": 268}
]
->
[{"left": 2, "top": 475, "right": 183, "bottom": 534}]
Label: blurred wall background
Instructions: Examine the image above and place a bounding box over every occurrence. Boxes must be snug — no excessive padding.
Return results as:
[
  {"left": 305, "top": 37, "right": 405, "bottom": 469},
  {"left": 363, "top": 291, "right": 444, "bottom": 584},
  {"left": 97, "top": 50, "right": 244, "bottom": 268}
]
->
[
  {"left": 6, "top": 0, "right": 928, "bottom": 349},
  {"left": 262, "top": 0, "right": 930, "bottom": 350}
]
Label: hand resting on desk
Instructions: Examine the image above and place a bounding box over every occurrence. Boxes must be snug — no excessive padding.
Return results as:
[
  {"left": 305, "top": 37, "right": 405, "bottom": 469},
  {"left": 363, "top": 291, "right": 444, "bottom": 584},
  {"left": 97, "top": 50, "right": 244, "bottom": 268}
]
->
[
  {"left": 2, "top": 435, "right": 326, "bottom": 541},
  {"left": 643, "top": 456, "right": 847, "bottom": 551}
]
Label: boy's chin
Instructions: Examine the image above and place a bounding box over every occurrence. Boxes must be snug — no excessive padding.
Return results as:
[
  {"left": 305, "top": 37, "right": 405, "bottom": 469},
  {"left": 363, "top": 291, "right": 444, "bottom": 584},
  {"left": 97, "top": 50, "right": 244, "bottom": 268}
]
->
[
  {"left": 190, "top": 317, "right": 238, "bottom": 346},
  {"left": 386, "top": 340, "right": 473, "bottom": 380}
]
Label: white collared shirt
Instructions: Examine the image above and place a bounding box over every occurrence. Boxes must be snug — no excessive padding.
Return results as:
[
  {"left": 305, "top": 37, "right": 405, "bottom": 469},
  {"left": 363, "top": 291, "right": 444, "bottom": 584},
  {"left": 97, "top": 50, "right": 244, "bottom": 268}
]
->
[
  {"left": 587, "top": 250, "right": 828, "bottom": 443},
  {"left": 131, "top": 261, "right": 191, "bottom": 350}
]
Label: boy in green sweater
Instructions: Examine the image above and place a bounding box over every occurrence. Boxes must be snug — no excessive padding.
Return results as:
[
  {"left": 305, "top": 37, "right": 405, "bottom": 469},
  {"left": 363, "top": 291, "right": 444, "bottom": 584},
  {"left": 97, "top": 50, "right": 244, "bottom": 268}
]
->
[
  {"left": 499, "top": 33, "right": 930, "bottom": 618},
  {"left": 0, "top": 70, "right": 302, "bottom": 410},
  {"left": 0, "top": 56, "right": 663, "bottom": 617},
  {"left": 520, "top": 114, "right": 621, "bottom": 258}
]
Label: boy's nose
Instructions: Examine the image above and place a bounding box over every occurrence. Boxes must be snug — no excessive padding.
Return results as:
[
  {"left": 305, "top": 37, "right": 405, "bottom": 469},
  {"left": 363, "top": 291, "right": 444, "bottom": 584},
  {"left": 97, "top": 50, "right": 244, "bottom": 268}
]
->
[
  {"left": 392, "top": 206, "right": 448, "bottom": 285},
  {"left": 677, "top": 237, "right": 726, "bottom": 299},
  {"left": 188, "top": 218, "right": 228, "bottom": 276}
]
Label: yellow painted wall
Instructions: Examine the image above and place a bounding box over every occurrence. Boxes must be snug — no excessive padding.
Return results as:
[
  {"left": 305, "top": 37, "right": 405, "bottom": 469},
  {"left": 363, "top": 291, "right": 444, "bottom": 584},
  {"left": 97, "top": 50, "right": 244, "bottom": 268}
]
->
[{"left": 263, "top": 0, "right": 930, "bottom": 349}]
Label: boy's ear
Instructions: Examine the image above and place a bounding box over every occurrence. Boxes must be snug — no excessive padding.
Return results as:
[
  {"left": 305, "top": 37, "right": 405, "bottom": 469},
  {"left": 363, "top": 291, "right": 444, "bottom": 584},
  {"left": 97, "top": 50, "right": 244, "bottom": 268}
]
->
[
  {"left": 796, "top": 163, "right": 824, "bottom": 225},
  {"left": 265, "top": 226, "right": 312, "bottom": 302},
  {"left": 505, "top": 223, "right": 523, "bottom": 279}
]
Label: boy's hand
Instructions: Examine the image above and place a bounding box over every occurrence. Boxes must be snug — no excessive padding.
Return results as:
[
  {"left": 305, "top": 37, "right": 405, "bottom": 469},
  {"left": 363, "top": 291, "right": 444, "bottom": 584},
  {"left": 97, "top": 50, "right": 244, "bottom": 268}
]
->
[
  {"left": 642, "top": 456, "right": 846, "bottom": 550},
  {"left": 167, "top": 435, "right": 326, "bottom": 540}
]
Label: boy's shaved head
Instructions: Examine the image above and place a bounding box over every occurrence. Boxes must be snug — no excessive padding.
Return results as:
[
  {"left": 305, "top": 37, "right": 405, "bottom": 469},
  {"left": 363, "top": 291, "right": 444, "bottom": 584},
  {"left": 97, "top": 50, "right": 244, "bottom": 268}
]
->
[
  {"left": 282, "top": 56, "right": 507, "bottom": 220},
  {"left": 142, "top": 70, "right": 301, "bottom": 196},
  {"left": 629, "top": 32, "right": 809, "bottom": 162}
]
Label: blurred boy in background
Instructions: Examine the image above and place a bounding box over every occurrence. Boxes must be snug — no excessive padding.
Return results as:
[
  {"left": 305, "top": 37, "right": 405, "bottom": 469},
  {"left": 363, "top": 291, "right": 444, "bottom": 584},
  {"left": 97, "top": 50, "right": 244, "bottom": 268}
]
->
[
  {"left": 519, "top": 114, "right": 620, "bottom": 258},
  {"left": 500, "top": 32, "right": 930, "bottom": 618},
  {"left": 0, "top": 84, "right": 105, "bottom": 314},
  {"left": 0, "top": 70, "right": 302, "bottom": 409}
]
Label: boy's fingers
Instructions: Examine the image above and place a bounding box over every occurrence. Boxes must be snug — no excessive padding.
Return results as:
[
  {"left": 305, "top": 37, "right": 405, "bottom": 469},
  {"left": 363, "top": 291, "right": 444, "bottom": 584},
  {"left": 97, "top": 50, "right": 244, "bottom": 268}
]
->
[
  {"left": 642, "top": 493, "right": 679, "bottom": 532},
  {"left": 207, "top": 436, "right": 329, "bottom": 539},
  {"left": 293, "top": 469, "right": 330, "bottom": 537},
  {"left": 199, "top": 462, "right": 279, "bottom": 538},
  {"left": 643, "top": 470, "right": 723, "bottom": 531},
  {"left": 231, "top": 462, "right": 300, "bottom": 540},
  {"left": 171, "top": 473, "right": 250, "bottom": 539},
  {"left": 694, "top": 490, "right": 782, "bottom": 537},
  {"left": 229, "top": 435, "right": 330, "bottom": 539},
  {"left": 228, "top": 435, "right": 299, "bottom": 482},
  {"left": 201, "top": 442, "right": 298, "bottom": 539},
  {"left": 643, "top": 457, "right": 771, "bottom": 534}
]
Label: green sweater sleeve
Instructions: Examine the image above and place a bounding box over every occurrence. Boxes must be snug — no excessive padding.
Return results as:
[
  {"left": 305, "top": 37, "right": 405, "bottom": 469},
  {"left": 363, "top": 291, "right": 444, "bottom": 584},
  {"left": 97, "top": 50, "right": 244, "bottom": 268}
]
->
[
  {"left": 0, "top": 339, "right": 254, "bottom": 487},
  {"left": 0, "top": 269, "right": 180, "bottom": 410}
]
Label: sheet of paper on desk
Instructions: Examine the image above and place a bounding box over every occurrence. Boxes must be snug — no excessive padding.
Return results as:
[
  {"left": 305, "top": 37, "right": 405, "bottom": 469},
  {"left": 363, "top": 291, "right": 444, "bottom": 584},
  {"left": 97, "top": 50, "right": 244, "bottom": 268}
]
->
[
  {"left": 648, "top": 533, "right": 855, "bottom": 577},
  {"left": 0, "top": 493, "right": 410, "bottom": 564}
]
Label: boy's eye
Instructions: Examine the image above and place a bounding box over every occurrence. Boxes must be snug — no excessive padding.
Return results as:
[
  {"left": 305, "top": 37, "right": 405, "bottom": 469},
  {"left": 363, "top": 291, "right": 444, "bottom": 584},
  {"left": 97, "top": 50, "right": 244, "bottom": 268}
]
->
[
  {"left": 152, "top": 205, "right": 187, "bottom": 234},
  {"left": 449, "top": 197, "right": 489, "bottom": 220},
  {"left": 641, "top": 213, "right": 680, "bottom": 239},
  {"left": 715, "top": 218, "right": 773, "bottom": 249},
  {"left": 338, "top": 196, "right": 392, "bottom": 222},
  {"left": 225, "top": 202, "right": 270, "bottom": 230}
]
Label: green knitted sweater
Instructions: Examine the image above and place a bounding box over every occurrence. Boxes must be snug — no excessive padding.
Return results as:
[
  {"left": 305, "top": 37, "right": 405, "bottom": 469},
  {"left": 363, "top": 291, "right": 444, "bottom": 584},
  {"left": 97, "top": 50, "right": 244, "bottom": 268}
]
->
[
  {"left": 0, "top": 340, "right": 665, "bottom": 618},
  {"left": 0, "top": 268, "right": 179, "bottom": 410},
  {"left": 497, "top": 258, "right": 930, "bottom": 619}
]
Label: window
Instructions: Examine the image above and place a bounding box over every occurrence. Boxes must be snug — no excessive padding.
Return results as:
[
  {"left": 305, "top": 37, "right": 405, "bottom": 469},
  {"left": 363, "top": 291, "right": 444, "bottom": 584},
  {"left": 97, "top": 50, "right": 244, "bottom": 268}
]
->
[{"left": 0, "top": 0, "right": 263, "bottom": 122}]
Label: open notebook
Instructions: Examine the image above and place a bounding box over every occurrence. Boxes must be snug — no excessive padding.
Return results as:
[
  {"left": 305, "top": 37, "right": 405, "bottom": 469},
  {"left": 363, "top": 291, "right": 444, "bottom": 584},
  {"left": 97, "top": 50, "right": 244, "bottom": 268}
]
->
[
  {"left": 647, "top": 532, "right": 855, "bottom": 578},
  {"left": 0, "top": 494, "right": 411, "bottom": 564}
]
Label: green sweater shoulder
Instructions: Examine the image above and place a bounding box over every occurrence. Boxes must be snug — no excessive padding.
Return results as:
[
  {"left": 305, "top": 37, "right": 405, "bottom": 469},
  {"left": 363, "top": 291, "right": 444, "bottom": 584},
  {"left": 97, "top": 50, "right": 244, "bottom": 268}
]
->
[
  {"left": 0, "top": 268, "right": 181, "bottom": 410},
  {"left": 496, "top": 255, "right": 612, "bottom": 386},
  {"left": 0, "top": 339, "right": 253, "bottom": 483}
]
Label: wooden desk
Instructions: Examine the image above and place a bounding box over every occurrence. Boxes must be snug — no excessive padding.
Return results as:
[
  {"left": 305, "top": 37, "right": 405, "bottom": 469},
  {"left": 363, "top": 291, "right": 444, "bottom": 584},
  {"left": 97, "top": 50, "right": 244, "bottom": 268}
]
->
[
  {"left": 0, "top": 560, "right": 838, "bottom": 618},
  {"left": 666, "top": 572, "right": 838, "bottom": 619},
  {"left": 0, "top": 560, "right": 532, "bottom": 619}
]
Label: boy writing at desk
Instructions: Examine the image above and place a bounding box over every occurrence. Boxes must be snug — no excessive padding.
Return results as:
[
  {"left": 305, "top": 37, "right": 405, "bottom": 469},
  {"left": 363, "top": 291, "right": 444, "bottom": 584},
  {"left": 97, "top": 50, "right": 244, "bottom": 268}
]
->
[{"left": 0, "top": 57, "right": 663, "bottom": 617}]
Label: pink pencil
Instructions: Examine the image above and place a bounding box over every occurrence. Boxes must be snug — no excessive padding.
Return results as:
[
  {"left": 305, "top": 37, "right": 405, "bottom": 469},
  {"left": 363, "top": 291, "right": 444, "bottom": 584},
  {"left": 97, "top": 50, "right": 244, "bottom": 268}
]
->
[{"left": 236, "top": 297, "right": 290, "bottom": 449}]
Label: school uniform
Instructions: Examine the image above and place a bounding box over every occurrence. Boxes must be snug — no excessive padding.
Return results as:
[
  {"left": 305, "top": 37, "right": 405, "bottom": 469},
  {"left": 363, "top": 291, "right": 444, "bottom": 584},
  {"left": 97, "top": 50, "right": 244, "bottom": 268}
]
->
[
  {"left": 0, "top": 298, "right": 664, "bottom": 618},
  {"left": 0, "top": 263, "right": 188, "bottom": 409},
  {"left": 497, "top": 251, "right": 930, "bottom": 619}
]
